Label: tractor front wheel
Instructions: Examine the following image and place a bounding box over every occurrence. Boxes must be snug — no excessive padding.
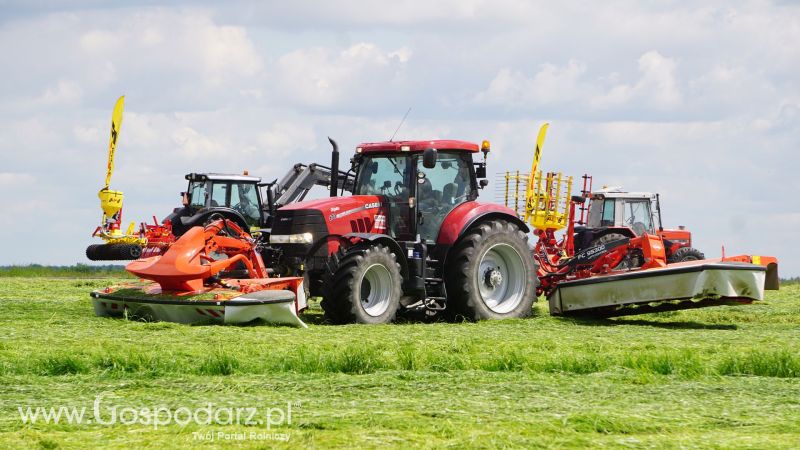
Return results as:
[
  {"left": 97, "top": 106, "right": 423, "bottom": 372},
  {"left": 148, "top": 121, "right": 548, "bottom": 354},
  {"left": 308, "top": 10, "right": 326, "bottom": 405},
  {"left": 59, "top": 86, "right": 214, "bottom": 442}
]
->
[
  {"left": 321, "top": 244, "right": 402, "bottom": 324},
  {"left": 446, "top": 220, "right": 536, "bottom": 321}
]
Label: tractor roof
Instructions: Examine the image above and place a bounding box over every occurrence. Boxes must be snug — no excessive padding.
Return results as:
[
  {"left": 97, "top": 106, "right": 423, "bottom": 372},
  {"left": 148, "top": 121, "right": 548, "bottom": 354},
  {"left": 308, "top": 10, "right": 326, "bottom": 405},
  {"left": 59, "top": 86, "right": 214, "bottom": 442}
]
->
[
  {"left": 185, "top": 173, "right": 262, "bottom": 183},
  {"left": 591, "top": 188, "right": 655, "bottom": 200},
  {"left": 356, "top": 140, "right": 480, "bottom": 155}
]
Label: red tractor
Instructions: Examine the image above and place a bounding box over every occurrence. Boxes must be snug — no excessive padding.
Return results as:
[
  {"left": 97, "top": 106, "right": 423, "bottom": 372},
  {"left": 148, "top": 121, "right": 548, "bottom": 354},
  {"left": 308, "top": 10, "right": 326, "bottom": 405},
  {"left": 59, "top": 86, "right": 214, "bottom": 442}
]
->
[{"left": 268, "top": 139, "right": 538, "bottom": 324}]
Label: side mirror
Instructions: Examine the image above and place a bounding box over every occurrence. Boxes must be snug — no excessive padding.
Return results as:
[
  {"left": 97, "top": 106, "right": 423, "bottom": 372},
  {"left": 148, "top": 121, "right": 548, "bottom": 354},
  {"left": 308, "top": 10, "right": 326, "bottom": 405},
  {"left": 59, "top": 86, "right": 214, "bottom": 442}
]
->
[
  {"left": 475, "top": 166, "right": 487, "bottom": 179},
  {"left": 422, "top": 148, "right": 438, "bottom": 169},
  {"left": 479, "top": 179, "right": 489, "bottom": 189}
]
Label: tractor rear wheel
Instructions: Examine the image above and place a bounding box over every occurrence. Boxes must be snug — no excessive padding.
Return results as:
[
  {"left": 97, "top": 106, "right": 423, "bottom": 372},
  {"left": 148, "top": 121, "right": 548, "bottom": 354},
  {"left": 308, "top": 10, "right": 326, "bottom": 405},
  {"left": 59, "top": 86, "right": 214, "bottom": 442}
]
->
[
  {"left": 446, "top": 220, "right": 536, "bottom": 321},
  {"left": 321, "top": 244, "right": 402, "bottom": 324},
  {"left": 669, "top": 246, "right": 705, "bottom": 263}
]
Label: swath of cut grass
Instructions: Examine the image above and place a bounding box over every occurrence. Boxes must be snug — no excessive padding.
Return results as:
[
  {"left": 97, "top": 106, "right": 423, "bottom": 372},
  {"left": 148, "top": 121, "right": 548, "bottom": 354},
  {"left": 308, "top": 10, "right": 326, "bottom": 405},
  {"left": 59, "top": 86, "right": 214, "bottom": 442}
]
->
[
  {"left": 197, "top": 351, "right": 240, "bottom": 376},
  {"left": 0, "top": 264, "right": 129, "bottom": 278},
  {"left": 36, "top": 356, "right": 89, "bottom": 376},
  {"left": 718, "top": 350, "right": 800, "bottom": 378}
]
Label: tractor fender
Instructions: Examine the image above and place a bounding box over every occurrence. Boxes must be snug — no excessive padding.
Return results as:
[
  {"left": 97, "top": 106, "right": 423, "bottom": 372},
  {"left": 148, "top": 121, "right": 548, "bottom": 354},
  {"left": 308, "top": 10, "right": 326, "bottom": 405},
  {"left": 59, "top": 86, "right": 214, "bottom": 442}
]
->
[
  {"left": 573, "top": 226, "right": 636, "bottom": 252},
  {"left": 592, "top": 227, "right": 636, "bottom": 240},
  {"left": 176, "top": 207, "right": 250, "bottom": 236},
  {"left": 436, "top": 201, "right": 529, "bottom": 246},
  {"left": 341, "top": 233, "right": 409, "bottom": 278}
]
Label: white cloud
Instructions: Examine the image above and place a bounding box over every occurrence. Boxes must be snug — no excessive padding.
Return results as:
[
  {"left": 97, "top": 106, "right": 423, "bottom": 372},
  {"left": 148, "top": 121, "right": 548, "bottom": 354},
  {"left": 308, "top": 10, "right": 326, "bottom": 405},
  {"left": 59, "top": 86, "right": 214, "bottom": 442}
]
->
[
  {"left": 274, "top": 43, "right": 412, "bottom": 109},
  {"left": 0, "top": 172, "right": 35, "bottom": 186},
  {"left": 255, "top": 122, "right": 317, "bottom": 159},
  {"left": 475, "top": 60, "right": 588, "bottom": 107},
  {"left": 40, "top": 80, "right": 83, "bottom": 104},
  {"left": 171, "top": 126, "right": 226, "bottom": 159},
  {"left": 476, "top": 51, "right": 683, "bottom": 113},
  {"left": 591, "top": 51, "right": 682, "bottom": 110}
]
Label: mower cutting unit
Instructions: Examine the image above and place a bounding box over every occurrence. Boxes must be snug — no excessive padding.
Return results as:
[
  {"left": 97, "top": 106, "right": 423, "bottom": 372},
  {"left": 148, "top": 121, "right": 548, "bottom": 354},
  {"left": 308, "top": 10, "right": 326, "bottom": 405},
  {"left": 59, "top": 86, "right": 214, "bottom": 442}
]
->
[
  {"left": 503, "top": 123, "right": 779, "bottom": 317},
  {"left": 91, "top": 217, "right": 308, "bottom": 327}
]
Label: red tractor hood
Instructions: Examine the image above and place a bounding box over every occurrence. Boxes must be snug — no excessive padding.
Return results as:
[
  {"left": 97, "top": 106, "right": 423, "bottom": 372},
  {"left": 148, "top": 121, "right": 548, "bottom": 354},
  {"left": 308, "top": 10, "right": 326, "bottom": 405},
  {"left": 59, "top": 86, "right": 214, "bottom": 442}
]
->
[{"left": 279, "top": 195, "right": 384, "bottom": 220}]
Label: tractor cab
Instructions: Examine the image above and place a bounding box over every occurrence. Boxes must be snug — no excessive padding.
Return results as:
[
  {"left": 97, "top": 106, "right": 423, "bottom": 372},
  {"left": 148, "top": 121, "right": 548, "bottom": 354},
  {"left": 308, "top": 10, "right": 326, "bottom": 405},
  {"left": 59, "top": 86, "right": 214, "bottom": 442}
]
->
[
  {"left": 165, "top": 173, "right": 270, "bottom": 236},
  {"left": 184, "top": 173, "right": 266, "bottom": 227},
  {"left": 352, "top": 140, "right": 486, "bottom": 242},
  {"left": 586, "top": 190, "right": 660, "bottom": 236},
  {"left": 580, "top": 187, "right": 697, "bottom": 262}
]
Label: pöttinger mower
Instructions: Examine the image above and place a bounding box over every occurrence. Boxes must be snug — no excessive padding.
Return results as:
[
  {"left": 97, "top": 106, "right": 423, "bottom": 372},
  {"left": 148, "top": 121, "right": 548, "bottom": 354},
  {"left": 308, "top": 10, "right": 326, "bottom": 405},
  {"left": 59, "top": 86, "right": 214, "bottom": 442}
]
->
[{"left": 502, "top": 123, "right": 779, "bottom": 317}]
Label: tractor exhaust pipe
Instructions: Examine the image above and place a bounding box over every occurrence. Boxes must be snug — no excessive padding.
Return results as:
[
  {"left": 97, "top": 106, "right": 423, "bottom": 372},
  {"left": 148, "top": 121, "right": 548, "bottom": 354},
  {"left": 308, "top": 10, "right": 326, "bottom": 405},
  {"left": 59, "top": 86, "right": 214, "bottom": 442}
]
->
[
  {"left": 328, "top": 137, "right": 339, "bottom": 197},
  {"left": 655, "top": 193, "right": 664, "bottom": 232}
]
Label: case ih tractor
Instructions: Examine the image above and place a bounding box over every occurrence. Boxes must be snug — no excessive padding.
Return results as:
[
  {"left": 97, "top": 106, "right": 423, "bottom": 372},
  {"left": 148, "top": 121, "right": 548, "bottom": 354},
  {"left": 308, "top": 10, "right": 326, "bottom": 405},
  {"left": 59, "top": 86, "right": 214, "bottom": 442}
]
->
[
  {"left": 268, "top": 139, "right": 538, "bottom": 324},
  {"left": 573, "top": 188, "right": 704, "bottom": 264}
]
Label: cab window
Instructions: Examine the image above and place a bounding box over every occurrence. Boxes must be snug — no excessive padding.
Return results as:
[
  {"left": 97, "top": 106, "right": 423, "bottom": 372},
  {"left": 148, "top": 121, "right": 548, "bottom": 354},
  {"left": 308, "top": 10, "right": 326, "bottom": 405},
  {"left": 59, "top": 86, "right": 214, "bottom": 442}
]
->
[
  {"left": 211, "top": 183, "right": 227, "bottom": 207},
  {"left": 231, "top": 183, "right": 261, "bottom": 226},
  {"left": 417, "top": 153, "right": 474, "bottom": 241},
  {"left": 623, "top": 200, "right": 653, "bottom": 235},
  {"left": 601, "top": 199, "right": 615, "bottom": 226},
  {"left": 188, "top": 181, "right": 206, "bottom": 209},
  {"left": 354, "top": 155, "right": 413, "bottom": 238},
  {"left": 354, "top": 155, "right": 411, "bottom": 197}
]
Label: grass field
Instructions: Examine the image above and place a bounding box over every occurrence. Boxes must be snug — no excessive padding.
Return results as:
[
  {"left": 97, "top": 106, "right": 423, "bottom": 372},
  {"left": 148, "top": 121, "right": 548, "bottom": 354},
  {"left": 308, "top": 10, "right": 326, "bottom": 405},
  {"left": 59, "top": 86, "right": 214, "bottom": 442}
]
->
[{"left": 0, "top": 274, "right": 798, "bottom": 449}]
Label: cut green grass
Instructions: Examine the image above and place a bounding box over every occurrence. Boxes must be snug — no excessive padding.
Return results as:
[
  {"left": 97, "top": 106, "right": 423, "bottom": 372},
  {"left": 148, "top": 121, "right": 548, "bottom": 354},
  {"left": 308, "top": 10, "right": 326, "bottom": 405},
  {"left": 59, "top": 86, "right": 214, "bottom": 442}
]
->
[
  {"left": 0, "top": 277, "right": 798, "bottom": 448},
  {"left": 0, "top": 264, "right": 129, "bottom": 278}
]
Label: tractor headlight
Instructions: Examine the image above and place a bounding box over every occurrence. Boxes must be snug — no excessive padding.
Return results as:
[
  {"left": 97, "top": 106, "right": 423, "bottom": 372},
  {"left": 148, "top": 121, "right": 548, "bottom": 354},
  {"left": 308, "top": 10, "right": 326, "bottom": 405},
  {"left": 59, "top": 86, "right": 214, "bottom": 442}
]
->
[{"left": 269, "top": 233, "right": 314, "bottom": 244}]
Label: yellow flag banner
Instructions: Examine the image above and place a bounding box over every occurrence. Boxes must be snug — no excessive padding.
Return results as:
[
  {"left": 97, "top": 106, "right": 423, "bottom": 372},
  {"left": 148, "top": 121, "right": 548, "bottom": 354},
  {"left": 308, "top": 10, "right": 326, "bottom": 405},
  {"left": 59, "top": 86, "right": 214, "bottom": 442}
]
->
[
  {"left": 524, "top": 122, "right": 549, "bottom": 220},
  {"left": 104, "top": 96, "right": 125, "bottom": 189}
]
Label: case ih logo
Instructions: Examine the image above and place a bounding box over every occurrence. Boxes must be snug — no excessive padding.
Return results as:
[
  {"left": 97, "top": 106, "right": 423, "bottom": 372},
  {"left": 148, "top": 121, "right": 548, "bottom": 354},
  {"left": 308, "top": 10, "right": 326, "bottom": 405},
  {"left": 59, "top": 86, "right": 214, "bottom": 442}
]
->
[
  {"left": 374, "top": 214, "right": 387, "bottom": 231},
  {"left": 329, "top": 203, "right": 381, "bottom": 221}
]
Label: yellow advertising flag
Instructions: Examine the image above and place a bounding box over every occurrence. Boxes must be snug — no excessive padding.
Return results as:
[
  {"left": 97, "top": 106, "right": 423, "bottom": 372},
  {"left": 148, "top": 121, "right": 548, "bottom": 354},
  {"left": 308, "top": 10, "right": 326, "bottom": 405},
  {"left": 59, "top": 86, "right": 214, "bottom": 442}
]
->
[
  {"left": 104, "top": 96, "right": 125, "bottom": 189},
  {"left": 524, "top": 123, "right": 549, "bottom": 220}
]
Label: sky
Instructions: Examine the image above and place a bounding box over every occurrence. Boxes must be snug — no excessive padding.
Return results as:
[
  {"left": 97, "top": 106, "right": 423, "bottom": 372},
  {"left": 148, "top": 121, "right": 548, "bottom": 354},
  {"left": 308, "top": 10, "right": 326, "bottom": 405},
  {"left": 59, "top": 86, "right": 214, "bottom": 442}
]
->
[{"left": 0, "top": 1, "right": 798, "bottom": 276}]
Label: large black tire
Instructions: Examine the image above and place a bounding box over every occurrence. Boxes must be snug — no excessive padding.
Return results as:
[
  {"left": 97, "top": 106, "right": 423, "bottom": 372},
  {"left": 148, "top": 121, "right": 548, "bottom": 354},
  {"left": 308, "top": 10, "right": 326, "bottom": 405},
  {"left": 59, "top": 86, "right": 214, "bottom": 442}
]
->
[
  {"left": 445, "top": 220, "right": 536, "bottom": 321},
  {"left": 589, "top": 232, "right": 641, "bottom": 269},
  {"left": 85, "top": 243, "right": 142, "bottom": 261},
  {"left": 86, "top": 244, "right": 102, "bottom": 261},
  {"left": 669, "top": 246, "right": 705, "bottom": 263},
  {"left": 321, "top": 244, "right": 402, "bottom": 324}
]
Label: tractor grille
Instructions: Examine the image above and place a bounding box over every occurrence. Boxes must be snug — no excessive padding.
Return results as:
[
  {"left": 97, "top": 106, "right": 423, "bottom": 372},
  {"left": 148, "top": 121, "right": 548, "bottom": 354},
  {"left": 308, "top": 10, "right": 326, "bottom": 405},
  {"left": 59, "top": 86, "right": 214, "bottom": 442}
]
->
[{"left": 271, "top": 209, "right": 328, "bottom": 259}]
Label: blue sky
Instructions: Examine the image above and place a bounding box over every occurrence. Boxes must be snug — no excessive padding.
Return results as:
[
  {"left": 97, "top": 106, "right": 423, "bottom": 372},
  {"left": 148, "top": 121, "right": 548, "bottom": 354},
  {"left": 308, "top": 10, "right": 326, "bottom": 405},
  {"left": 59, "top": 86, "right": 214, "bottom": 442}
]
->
[{"left": 1, "top": 1, "right": 798, "bottom": 276}]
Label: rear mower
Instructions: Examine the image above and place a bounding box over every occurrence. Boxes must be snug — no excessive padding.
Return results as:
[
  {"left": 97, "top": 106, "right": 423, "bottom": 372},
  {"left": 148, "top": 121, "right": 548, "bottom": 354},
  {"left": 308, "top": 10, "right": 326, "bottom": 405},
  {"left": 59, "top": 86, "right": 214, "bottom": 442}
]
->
[
  {"left": 502, "top": 123, "right": 779, "bottom": 317},
  {"left": 575, "top": 187, "right": 704, "bottom": 263}
]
